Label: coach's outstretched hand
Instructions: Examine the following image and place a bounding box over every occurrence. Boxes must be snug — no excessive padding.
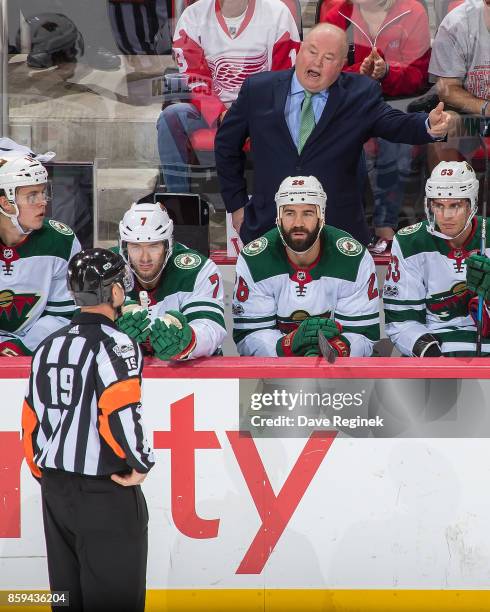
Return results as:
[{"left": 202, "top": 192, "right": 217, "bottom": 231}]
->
[{"left": 427, "top": 102, "right": 451, "bottom": 138}]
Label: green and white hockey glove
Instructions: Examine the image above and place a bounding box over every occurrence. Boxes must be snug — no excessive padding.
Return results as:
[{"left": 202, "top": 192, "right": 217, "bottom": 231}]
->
[
  {"left": 277, "top": 317, "right": 342, "bottom": 357},
  {"left": 466, "top": 254, "right": 490, "bottom": 301},
  {"left": 117, "top": 302, "right": 152, "bottom": 343},
  {"left": 149, "top": 310, "right": 196, "bottom": 361}
]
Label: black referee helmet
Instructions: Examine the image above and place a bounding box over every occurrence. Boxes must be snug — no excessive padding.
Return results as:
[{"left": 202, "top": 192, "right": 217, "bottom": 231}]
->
[{"left": 67, "top": 248, "right": 134, "bottom": 306}]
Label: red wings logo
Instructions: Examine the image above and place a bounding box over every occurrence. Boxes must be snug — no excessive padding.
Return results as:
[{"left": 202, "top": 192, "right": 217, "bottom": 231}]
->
[{"left": 209, "top": 51, "right": 268, "bottom": 95}]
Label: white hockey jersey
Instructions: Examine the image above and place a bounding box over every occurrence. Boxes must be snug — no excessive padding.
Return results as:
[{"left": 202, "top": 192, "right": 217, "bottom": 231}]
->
[
  {"left": 172, "top": 0, "right": 301, "bottom": 124},
  {"left": 383, "top": 218, "right": 490, "bottom": 356},
  {"left": 233, "top": 227, "right": 380, "bottom": 357},
  {"left": 0, "top": 220, "right": 81, "bottom": 355},
  {"left": 122, "top": 242, "right": 226, "bottom": 358}
]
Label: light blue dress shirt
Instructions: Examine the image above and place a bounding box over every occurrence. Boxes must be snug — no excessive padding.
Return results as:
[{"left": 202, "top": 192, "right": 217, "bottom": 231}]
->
[
  {"left": 283, "top": 72, "right": 438, "bottom": 146},
  {"left": 284, "top": 72, "right": 329, "bottom": 149}
]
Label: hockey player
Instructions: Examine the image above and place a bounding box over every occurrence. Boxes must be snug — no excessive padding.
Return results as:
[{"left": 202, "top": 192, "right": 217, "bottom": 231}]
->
[
  {"left": 232, "top": 176, "right": 380, "bottom": 357},
  {"left": 116, "top": 202, "right": 226, "bottom": 360},
  {"left": 157, "top": 0, "right": 301, "bottom": 192},
  {"left": 0, "top": 153, "right": 81, "bottom": 356},
  {"left": 384, "top": 161, "right": 489, "bottom": 357}
]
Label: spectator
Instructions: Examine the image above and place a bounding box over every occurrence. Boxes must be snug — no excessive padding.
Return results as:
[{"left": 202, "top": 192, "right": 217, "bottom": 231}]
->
[
  {"left": 428, "top": 0, "right": 490, "bottom": 165},
  {"left": 108, "top": 0, "right": 172, "bottom": 56},
  {"left": 215, "top": 23, "right": 449, "bottom": 246},
  {"left": 321, "top": 0, "right": 431, "bottom": 251},
  {"left": 321, "top": 0, "right": 430, "bottom": 96},
  {"left": 156, "top": 0, "right": 301, "bottom": 193}
]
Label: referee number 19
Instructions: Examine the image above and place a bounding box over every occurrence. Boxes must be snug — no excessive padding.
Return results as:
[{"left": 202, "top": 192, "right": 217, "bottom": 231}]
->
[{"left": 47, "top": 367, "right": 74, "bottom": 406}]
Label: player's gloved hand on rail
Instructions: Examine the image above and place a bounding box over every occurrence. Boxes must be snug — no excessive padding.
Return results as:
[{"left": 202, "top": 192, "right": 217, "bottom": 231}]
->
[
  {"left": 0, "top": 339, "right": 31, "bottom": 356},
  {"left": 276, "top": 317, "right": 348, "bottom": 356},
  {"left": 149, "top": 310, "right": 196, "bottom": 360},
  {"left": 412, "top": 333, "right": 443, "bottom": 357},
  {"left": 468, "top": 296, "right": 490, "bottom": 337},
  {"left": 466, "top": 254, "right": 490, "bottom": 301},
  {"left": 276, "top": 317, "right": 327, "bottom": 356},
  {"left": 117, "top": 302, "right": 152, "bottom": 343}
]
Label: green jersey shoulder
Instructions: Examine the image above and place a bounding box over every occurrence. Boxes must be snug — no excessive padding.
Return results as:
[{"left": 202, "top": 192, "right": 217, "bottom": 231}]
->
[
  {"left": 242, "top": 226, "right": 366, "bottom": 283},
  {"left": 17, "top": 219, "right": 77, "bottom": 261},
  {"left": 395, "top": 218, "right": 489, "bottom": 259},
  {"left": 162, "top": 242, "right": 209, "bottom": 294}
]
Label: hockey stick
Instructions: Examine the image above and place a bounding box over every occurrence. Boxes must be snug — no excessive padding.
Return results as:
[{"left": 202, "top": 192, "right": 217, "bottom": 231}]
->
[
  {"left": 476, "top": 120, "right": 489, "bottom": 356},
  {"left": 318, "top": 330, "right": 336, "bottom": 364}
]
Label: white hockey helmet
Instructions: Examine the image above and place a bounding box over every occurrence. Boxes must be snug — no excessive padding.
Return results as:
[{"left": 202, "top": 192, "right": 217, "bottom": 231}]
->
[
  {"left": 0, "top": 153, "right": 49, "bottom": 234},
  {"left": 119, "top": 202, "right": 174, "bottom": 283},
  {"left": 275, "top": 175, "right": 327, "bottom": 220},
  {"left": 425, "top": 161, "right": 479, "bottom": 240},
  {"left": 275, "top": 176, "right": 327, "bottom": 254}
]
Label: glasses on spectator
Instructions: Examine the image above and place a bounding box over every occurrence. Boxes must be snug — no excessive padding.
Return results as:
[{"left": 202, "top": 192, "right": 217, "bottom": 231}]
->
[
  {"left": 430, "top": 199, "right": 468, "bottom": 217},
  {"left": 18, "top": 189, "right": 51, "bottom": 205}
]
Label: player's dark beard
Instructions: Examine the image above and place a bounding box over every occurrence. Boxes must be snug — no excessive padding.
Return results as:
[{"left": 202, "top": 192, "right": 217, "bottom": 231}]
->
[{"left": 282, "top": 221, "right": 320, "bottom": 252}]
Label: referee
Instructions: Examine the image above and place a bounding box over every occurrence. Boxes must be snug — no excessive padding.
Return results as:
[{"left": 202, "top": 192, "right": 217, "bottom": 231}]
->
[{"left": 22, "top": 248, "right": 155, "bottom": 612}]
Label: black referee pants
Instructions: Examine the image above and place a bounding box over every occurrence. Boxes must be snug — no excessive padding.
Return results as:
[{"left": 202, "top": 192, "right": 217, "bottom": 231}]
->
[{"left": 41, "top": 470, "right": 148, "bottom": 612}]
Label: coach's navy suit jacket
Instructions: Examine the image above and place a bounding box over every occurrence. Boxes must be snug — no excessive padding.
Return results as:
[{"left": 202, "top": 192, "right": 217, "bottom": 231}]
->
[{"left": 215, "top": 69, "right": 434, "bottom": 245}]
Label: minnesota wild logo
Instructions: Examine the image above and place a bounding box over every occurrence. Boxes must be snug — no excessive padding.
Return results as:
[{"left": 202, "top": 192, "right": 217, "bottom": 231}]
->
[
  {"left": 49, "top": 220, "right": 73, "bottom": 236},
  {"left": 336, "top": 237, "right": 362, "bottom": 256},
  {"left": 174, "top": 253, "right": 202, "bottom": 269},
  {"left": 277, "top": 309, "right": 332, "bottom": 333},
  {"left": 0, "top": 290, "right": 40, "bottom": 332},
  {"left": 427, "top": 282, "right": 471, "bottom": 321},
  {"left": 398, "top": 223, "right": 422, "bottom": 236},
  {"left": 243, "top": 237, "right": 268, "bottom": 256}
]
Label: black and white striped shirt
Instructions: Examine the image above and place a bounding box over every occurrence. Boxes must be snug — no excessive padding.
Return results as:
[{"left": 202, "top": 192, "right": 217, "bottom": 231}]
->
[
  {"left": 22, "top": 312, "right": 155, "bottom": 478},
  {"left": 108, "top": 0, "right": 171, "bottom": 55}
]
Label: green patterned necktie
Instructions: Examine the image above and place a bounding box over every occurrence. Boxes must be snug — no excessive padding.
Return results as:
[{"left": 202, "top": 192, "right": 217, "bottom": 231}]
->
[{"left": 298, "top": 90, "right": 316, "bottom": 154}]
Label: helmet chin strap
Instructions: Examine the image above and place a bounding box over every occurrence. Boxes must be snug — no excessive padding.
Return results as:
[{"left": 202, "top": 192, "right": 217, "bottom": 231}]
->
[
  {"left": 428, "top": 212, "right": 475, "bottom": 242},
  {"left": 131, "top": 266, "right": 164, "bottom": 287},
  {"left": 122, "top": 240, "right": 172, "bottom": 287},
  {"left": 0, "top": 201, "right": 31, "bottom": 236},
  {"left": 276, "top": 219, "right": 324, "bottom": 256}
]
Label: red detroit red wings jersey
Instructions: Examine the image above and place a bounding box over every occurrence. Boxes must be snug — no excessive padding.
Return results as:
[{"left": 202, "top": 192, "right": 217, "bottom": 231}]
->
[{"left": 173, "top": 0, "right": 300, "bottom": 124}]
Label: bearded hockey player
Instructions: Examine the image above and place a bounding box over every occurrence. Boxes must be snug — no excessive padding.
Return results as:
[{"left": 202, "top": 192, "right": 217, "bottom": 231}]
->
[
  {"left": 116, "top": 202, "right": 226, "bottom": 360},
  {"left": 0, "top": 154, "right": 80, "bottom": 356},
  {"left": 384, "top": 161, "right": 489, "bottom": 357},
  {"left": 232, "top": 176, "right": 380, "bottom": 357}
]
